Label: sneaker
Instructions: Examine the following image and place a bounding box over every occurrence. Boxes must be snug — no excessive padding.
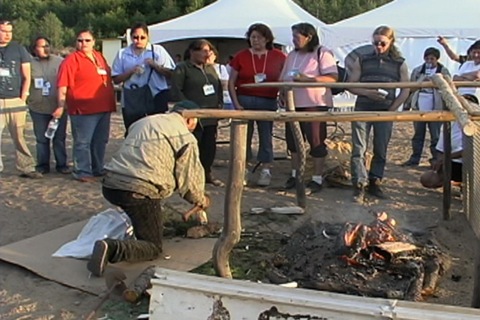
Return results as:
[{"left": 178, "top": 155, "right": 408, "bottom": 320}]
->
[
  {"left": 353, "top": 184, "right": 365, "bottom": 204},
  {"left": 401, "top": 159, "right": 419, "bottom": 167},
  {"left": 284, "top": 177, "right": 296, "bottom": 190},
  {"left": 306, "top": 180, "right": 323, "bottom": 194},
  {"left": 367, "top": 179, "right": 387, "bottom": 199},
  {"left": 56, "top": 167, "right": 72, "bottom": 174},
  {"left": 87, "top": 240, "right": 110, "bottom": 277},
  {"left": 244, "top": 170, "right": 250, "bottom": 186},
  {"left": 257, "top": 170, "right": 272, "bottom": 187},
  {"left": 20, "top": 171, "right": 43, "bottom": 179}
]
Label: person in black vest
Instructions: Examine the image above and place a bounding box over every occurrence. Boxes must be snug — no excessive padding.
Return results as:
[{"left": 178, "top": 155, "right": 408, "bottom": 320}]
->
[
  {"left": 403, "top": 47, "right": 451, "bottom": 167},
  {"left": 347, "top": 25, "right": 410, "bottom": 204}
]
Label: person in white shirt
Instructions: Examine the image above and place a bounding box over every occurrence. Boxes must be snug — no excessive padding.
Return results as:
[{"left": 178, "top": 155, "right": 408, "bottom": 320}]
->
[
  {"left": 453, "top": 40, "right": 480, "bottom": 102},
  {"left": 207, "top": 48, "right": 232, "bottom": 110}
]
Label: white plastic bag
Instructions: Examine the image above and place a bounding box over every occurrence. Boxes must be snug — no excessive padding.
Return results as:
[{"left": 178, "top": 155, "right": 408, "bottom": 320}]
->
[{"left": 52, "top": 208, "right": 134, "bottom": 259}]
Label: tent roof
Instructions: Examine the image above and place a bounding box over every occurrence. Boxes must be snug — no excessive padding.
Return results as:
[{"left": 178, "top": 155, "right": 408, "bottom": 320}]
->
[
  {"left": 148, "top": 0, "right": 331, "bottom": 46},
  {"left": 332, "top": 0, "right": 480, "bottom": 46}
]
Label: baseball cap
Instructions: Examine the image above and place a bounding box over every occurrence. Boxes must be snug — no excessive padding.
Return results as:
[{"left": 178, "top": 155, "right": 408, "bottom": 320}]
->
[{"left": 170, "top": 100, "right": 200, "bottom": 113}]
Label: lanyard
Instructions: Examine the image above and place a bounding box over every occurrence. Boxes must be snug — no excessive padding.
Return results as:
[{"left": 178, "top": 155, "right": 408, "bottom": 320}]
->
[
  {"left": 199, "top": 65, "right": 211, "bottom": 85},
  {"left": 86, "top": 52, "right": 108, "bottom": 87},
  {"left": 39, "top": 58, "right": 51, "bottom": 80},
  {"left": 291, "top": 51, "right": 307, "bottom": 70},
  {"left": 251, "top": 51, "right": 268, "bottom": 75}
]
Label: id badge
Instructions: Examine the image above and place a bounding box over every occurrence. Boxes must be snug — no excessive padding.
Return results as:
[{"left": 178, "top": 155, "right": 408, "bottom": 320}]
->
[
  {"left": 97, "top": 68, "right": 107, "bottom": 75},
  {"left": 0, "top": 67, "right": 10, "bottom": 77},
  {"left": 203, "top": 84, "right": 215, "bottom": 96},
  {"left": 34, "top": 78, "right": 44, "bottom": 89},
  {"left": 254, "top": 73, "right": 266, "bottom": 83},
  {"left": 42, "top": 81, "right": 51, "bottom": 96},
  {"left": 287, "top": 69, "right": 300, "bottom": 78}
]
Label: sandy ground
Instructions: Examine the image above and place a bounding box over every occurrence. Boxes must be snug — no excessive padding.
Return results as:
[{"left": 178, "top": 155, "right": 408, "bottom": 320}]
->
[{"left": 0, "top": 110, "right": 476, "bottom": 319}]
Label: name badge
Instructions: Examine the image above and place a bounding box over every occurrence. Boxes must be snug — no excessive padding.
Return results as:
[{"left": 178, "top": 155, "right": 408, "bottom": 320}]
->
[
  {"left": 0, "top": 67, "right": 10, "bottom": 77},
  {"left": 203, "top": 84, "right": 215, "bottom": 96},
  {"left": 254, "top": 73, "right": 266, "bottom": 83},
  {"left": 287, "top": 69, "right": 300, "bottom": 78},
  {"left": 42, "top": 81, "right": 51, "bottom": 96},
  {"left": 34, "top": 78, "right": 44, "bottom": 89},
  {"left": 97, "top": 68, "right": 107, "bottom": 75}
]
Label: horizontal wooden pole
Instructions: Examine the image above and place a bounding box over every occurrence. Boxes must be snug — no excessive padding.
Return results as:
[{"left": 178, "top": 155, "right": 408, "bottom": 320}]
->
[
  {"left": 181, "top": 110, "right": 480, "bottom": 123},
  {"left": 242, "top": 81, "right": 480, "bottom": 89}
]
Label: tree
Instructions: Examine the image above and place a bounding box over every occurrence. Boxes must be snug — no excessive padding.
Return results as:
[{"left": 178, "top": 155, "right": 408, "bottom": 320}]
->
[{"left": 38, "top": 12, "right": 65, "bottom": 49}]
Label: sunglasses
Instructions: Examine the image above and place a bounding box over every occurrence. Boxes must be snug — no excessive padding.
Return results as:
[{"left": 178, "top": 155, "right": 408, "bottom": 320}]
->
[
  {"left": 77, "top": 39, "right": 92, "bottom": 43},
  {"left": 372, "top": 40, "right": 388, "bottom": 47},
  {"left": 132, "top": 35, "right": 147, "bottom": 40}
]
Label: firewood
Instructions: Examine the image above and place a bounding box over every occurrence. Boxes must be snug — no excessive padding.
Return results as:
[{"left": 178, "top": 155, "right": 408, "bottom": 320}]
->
[
  {"left": 123, "top": 265, "right": 156, "bottom": 303},
  {"left": 374, "top": 242, "right": 417, "bottom": 254},
  {"left": 422, "top": 257, "right": 441, "bottom": 296}
]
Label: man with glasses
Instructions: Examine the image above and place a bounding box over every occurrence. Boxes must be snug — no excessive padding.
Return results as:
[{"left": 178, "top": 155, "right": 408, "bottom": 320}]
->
[
  {"left": 347, "top": 25, "right": 410, "bottom": 204},
  {"left": 0, "top": 20, "right": 41, "bottom": 178}
]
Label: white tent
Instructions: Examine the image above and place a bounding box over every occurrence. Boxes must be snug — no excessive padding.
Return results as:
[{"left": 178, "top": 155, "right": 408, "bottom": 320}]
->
[
  {"left": 330, "top": 0, "right": 480, "bottom": 73},
  {"left": 147, "top": 0, "right": 335, "bottom": 61}
]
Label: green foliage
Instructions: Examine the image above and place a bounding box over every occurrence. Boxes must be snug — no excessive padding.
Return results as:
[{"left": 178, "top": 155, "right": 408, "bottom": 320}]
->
[{"left": 0, "top": 0, "right": 392, "bottom": 48}]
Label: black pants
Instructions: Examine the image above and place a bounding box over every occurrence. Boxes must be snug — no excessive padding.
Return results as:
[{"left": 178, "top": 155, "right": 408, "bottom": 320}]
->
[
  {"left": 122, "top": 89, "right": 170, "bottom": 133},
  {"left": 102, "top": 187, "right": 164, "bottom": 263},
  {"left": 193, "top": 124, "right": 217, "bottom": 175}
]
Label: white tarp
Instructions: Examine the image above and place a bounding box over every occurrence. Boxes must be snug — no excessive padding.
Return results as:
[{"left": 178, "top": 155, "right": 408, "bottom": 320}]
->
[
  {"left": 147, "top": 0, "right": 336, "bottom": 47},
  {"left": 330, "top": 0, "right": 480, "bottom": 73}
]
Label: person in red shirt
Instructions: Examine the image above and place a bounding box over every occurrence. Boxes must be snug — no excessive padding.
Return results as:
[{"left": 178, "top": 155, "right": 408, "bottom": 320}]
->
[
  {"left": 228, "top": 23, "right": 286, "bottom": 187},
  {"left": 56, "top": 30, "right": 116, "bottom": 182}
]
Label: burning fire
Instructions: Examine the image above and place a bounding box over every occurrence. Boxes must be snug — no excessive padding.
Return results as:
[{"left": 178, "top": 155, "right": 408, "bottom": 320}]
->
[{"left": 340, "top": 212, "right": 410, "bottom": 264}]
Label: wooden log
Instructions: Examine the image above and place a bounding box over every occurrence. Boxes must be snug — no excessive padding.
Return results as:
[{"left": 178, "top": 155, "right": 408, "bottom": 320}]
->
[
  {"left": 286, "top": 89, "right": 306, "bottom": 208},
  {"left": 122, "top": 265, "right": 156, "bottom": 303},
  {"left": 182, "top": 109, "right": 470, "bottom": 122},
  {"left": 212, "top": 120, "right": 247, "bottom": 278},
  {"left": 443, "top": 121, "right": 452, "bottom": 220},
  {"left": 431, "top": 74, "right": 476, "bottom": 136},
  {"left": 444, "top": 75, "right": 480, "bottom": 114},
  {"left": 422, "top": 257, "right": 441, "bottom": 296},
  {"left": 242, "top": 81, "right": 480, "bottom": 89}
]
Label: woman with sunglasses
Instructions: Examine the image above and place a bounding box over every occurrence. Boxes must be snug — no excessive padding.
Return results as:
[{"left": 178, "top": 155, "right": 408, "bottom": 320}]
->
[
  {"left": 347, "top": 25, "right": 410, "bottom": 203},
  {"left": 112, "top": 22, "right": 175, "bottom": 130},
  {"left": 57, "top": 29, "right": 116, "bottom": 182}
]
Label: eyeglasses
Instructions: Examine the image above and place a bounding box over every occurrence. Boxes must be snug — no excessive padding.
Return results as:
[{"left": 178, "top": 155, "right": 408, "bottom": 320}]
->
[
  {"left": 132, "top": 35, "right": 147, "bottom": 40},
  {"left": 372, "top": 40, "right": 388, "bottom": 47},
  {"left": 37, "top": 44, "right": 50, "bottom": 48},
  {"left": 77, "top": 39, "right": 92, "bottom": 43}
]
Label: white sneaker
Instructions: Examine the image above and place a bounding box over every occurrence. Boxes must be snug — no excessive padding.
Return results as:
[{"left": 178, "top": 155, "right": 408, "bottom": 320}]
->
[{"left": 257, "top": 170, "right": 272, "bottom": 186}]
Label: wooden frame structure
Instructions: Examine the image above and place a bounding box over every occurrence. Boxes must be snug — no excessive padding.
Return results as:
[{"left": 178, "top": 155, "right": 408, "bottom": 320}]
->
[{"left": 182, "top": 75, "right": 480, "bottom": 305}]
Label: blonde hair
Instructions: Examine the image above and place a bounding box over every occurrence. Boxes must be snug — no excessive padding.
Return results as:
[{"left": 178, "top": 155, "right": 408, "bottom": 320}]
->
[{"left": 373, "top": 25, "right": 402, "bottom": 59}]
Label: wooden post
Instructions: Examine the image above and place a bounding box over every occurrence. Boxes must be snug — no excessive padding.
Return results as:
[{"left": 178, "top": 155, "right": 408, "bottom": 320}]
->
[
  {"left": 442, "top": 121, "right": 452, "bottom": 220},
  {"left": 286, "top": 89, "right": 306, "bottom": 208},
  {"left": 472, "top": 239, "right": 480, "bottom": 308},
  {"left": 212, "top": 120, "right": 247, "bottom": 278}
]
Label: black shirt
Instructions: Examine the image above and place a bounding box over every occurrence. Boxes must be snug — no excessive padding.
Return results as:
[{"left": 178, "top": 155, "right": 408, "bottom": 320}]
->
[{"left": 0, "top": 41, "right": 32, "bottom": 98}]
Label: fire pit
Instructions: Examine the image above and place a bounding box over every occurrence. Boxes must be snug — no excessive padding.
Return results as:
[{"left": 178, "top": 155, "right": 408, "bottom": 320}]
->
[{"left": 267, "top": 212, "right": 451, "bottom": 301}]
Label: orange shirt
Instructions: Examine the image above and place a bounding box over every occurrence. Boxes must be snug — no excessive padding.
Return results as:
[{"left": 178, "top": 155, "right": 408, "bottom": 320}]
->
[{"left": 57, "top": 50, "right": 116, "bottom": 115}]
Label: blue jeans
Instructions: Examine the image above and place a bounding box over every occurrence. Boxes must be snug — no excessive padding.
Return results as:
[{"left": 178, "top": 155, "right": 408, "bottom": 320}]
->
[
  {"left": 409, "top": 121, "right": 441, "bottom": 163},
  {"left": 238, "top": 95, "right": 277, "bottom": 163},
  {"left": 351, "top": 121, "right": 393, "bottom": 185},
  {"left": 29, "top": 110, "right": 68, "bottom": 172},
  {"left": 70, "top": 112, "right": 111, "bottom": 179}
]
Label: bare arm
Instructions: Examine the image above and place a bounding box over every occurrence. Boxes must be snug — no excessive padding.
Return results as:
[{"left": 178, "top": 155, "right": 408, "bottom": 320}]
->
[
  {"left": 437, "top": 36, "right": 461, "bottom": 63},
  {"left": 52, "top": 86, "right": 67, "bottom": 119},
  {"left": 20, "top": 62, "right": 31, "bottom": 102},
  {"left": 112, "top": 67, "right": 137, "bottom": 84},
  {"left": 228, "top": 68, "right": 243, "bottom": 110},
  {"left": 388, "top": 62, "right": 410, "bottom": 111},
  {"left": 294, "top": 73, "right": 338, "bottom": 83}
]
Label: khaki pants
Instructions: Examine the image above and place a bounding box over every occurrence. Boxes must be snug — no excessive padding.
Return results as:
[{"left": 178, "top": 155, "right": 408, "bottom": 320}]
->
[{"left": 0, "top": 98, "right": 35, "bottom": 173}]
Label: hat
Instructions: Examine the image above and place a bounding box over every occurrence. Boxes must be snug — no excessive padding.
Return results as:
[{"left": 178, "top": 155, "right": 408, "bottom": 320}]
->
[{"left": 170, "top": 100, "right": 200, "bottom": 114}]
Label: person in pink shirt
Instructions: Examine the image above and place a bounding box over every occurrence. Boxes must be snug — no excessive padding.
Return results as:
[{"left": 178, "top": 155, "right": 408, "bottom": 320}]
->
[{"left": 280, "top": 22, "right": 338, "bottom": 194}]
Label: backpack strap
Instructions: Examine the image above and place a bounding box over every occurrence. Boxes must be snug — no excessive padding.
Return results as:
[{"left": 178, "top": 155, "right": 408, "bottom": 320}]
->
[{"left": 145, "top": 44, "right": 155, "bottom": 84}]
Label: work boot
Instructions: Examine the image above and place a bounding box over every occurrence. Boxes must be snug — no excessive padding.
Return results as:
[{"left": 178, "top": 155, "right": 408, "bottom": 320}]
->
[
  {"left": 206, "top": 172, "right": 224, "bottom": 187},
  {"left": 284, "top": 176, "right": 296, "bottom": 190},
  {"left": 87, "top": 239, "right": 115, "bottom": 277},
  {"left": 306, "top": 180, "right": 323, "bottom": 195},
  {"left": 367, "top": 179, "right": 387, "bottom": 199},
  {"left": 401, "top": 158, "right": 419, "bottom": 167},
  {"left": 352, "top": 184, "right": 365, "bottom": 204}
]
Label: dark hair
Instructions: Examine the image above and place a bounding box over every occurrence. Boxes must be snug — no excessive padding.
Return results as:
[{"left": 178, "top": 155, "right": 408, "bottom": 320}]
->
[
  {"left": 423, "top": 47, "right": 440, "bottom": 59},
  {"left": 468, "top": 40, "right": 480, "bottom": 53},
  {"left": 76, "top": 29, "right": 95, "bottom": 39},
  {"left": 291, "top": 22, "right": 319, "bottom": 52},
  {"left": 0, "top": 20, "right": 12, "bottom": 26},
  {"left": 463, "top": 94, "right": 479, "bottom": 105},
  {"left": 130, "top": 22, "right": 149, "bottom": 36},
  {"left": 30, "top": 36, "right": 51, "bottom": 56},
  {"left": 245, "top": 23, "right": 274, "bottom": 50},
  {"left": 372, "top": 25, "right": 402, "bottom": 59},
  {"left": 184, "top": 39, "right": 214, "bottom": 60}
]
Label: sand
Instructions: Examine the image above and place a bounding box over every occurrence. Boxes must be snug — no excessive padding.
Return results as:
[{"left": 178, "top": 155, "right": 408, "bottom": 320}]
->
[{"left": 0, "top": 110, "right": 476, "bottom": 319}]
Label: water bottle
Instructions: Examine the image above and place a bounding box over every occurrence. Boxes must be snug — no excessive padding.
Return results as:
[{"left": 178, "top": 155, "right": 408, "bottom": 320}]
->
[{"left": 45, "top": 118, "right": 59, "bottom": 139}]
